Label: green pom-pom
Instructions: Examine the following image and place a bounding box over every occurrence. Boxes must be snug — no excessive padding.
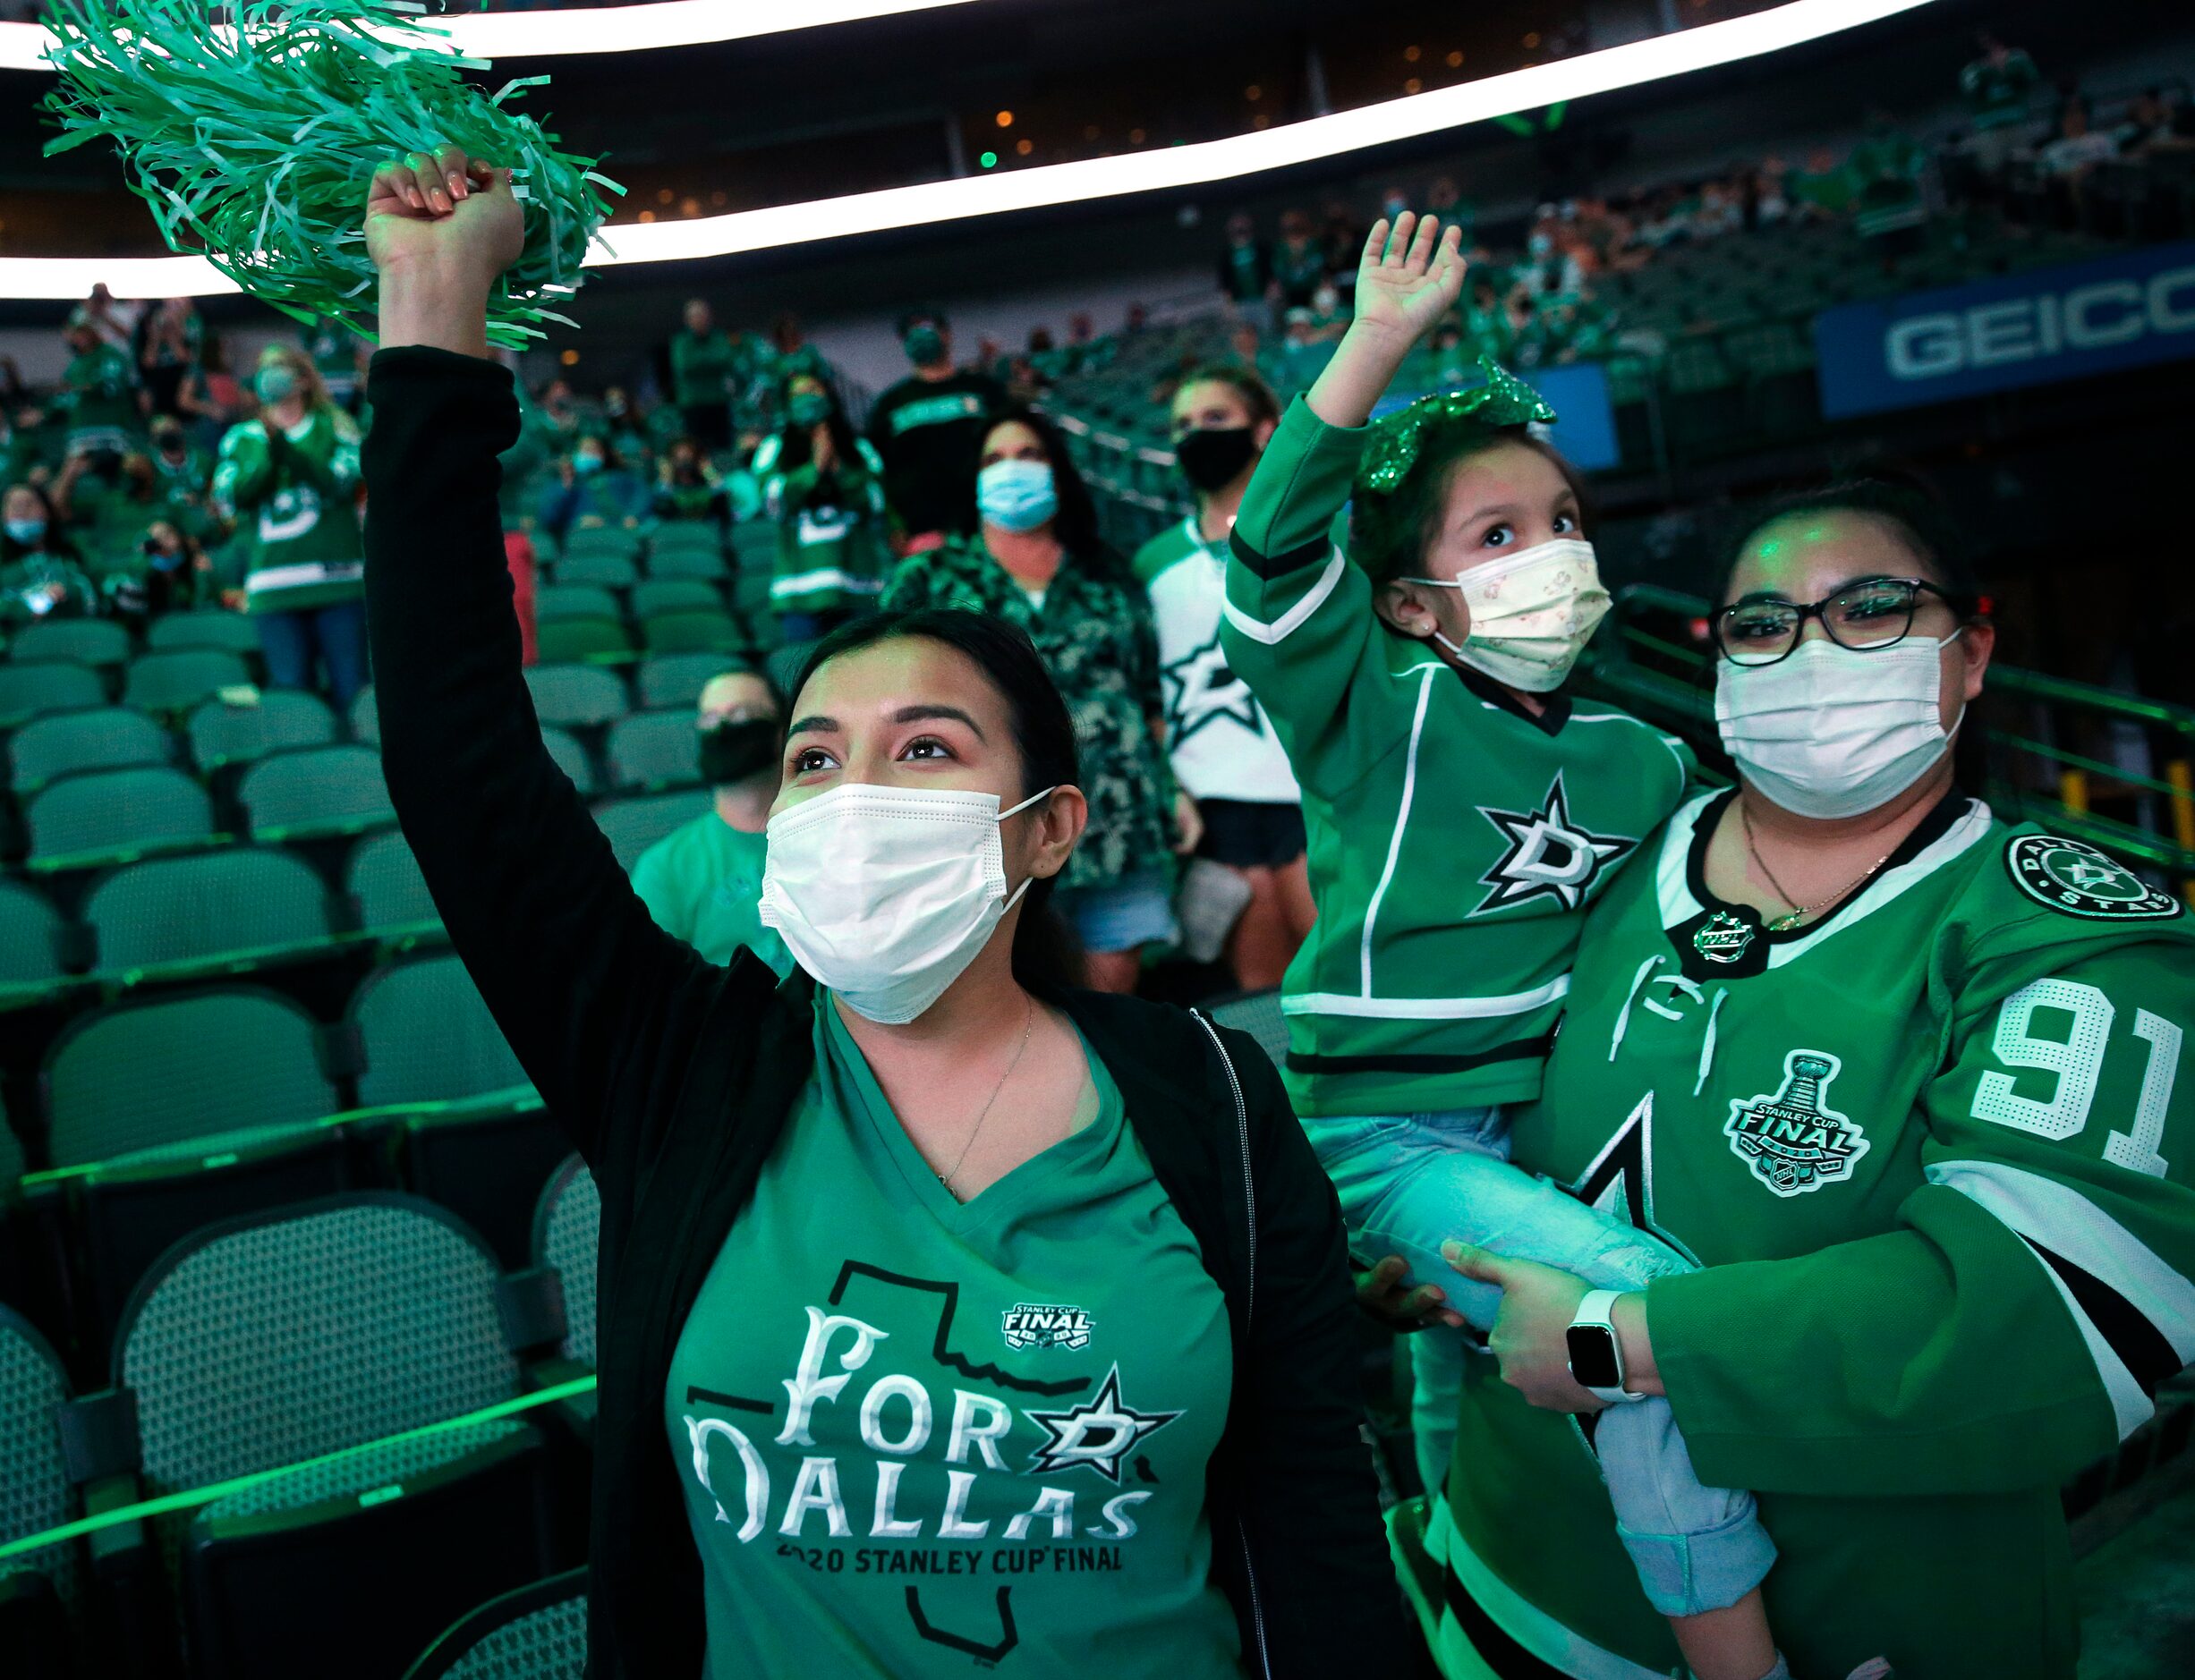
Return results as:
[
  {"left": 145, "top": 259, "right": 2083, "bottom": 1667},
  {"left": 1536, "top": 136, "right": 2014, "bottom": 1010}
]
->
[{"left": 41, "top": 0, "right": 623, "bottom": 349}]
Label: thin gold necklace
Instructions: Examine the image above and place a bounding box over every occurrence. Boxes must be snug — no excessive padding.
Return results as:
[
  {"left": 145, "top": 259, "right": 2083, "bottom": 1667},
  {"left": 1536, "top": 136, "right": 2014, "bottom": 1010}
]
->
[
  {"left": 939, "top": 997, "right": 1035, "bottom": 1195},
  {"left": 1740, "top": 802, "right": 1893, "bottom": 933}
]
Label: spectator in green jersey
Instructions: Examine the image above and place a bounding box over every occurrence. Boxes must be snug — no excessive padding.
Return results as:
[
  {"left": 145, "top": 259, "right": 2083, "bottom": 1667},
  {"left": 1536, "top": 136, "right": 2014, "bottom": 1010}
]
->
[
  {"left": 669, "top": 297, "right": 737, "bottom": 454},
  {"left": 1960, "top": 30, "right": 2042, "bottom": 174},
  {"left": 652, "top": 436, "right": 730, "bottom": 530},
  {"left": 753, "top": 375, "right": 889, "bottom": 642},
  {"left": 539, "top": 434, "right": 649, "bottom": 540},
  {"left": 0, "top": 481, "right": 95, "bottom": 624},
  {"left": 58, "top": 308, "right": 138, "bottom": 463}
]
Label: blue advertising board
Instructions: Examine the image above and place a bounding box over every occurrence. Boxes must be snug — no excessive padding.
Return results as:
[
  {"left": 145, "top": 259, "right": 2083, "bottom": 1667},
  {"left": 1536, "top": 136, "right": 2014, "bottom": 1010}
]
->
[
  {"left": 1381, "top": 360, "right": 1621, "bottom": 472},
  {"left": 1815, "top": 241, "right": 2195, "bottom": 419}
]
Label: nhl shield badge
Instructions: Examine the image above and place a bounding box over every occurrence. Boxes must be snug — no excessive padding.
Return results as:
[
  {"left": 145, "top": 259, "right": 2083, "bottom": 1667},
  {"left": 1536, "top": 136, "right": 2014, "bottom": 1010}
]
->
[{"left": 1723, "top": 1049, "right": 1870, "bottom": 1198}]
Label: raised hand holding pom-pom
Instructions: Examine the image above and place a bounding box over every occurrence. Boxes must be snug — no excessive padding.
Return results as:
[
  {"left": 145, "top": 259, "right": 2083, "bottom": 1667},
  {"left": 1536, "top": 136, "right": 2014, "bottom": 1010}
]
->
[{"left": 367, "top": 141, "right": 526, "bottom": 361}]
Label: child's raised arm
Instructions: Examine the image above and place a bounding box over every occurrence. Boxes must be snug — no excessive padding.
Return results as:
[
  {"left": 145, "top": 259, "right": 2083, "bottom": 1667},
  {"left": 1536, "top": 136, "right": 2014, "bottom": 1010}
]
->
[{"left": 1306, "top": 213, "right": 1467, "bottom": 428}]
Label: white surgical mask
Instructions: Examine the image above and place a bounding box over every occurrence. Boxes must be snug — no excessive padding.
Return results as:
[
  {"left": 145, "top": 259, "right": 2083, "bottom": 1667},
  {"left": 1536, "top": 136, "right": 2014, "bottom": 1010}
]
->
[
  {"left": 1404, "top": 537, "right": 1608, "bottom": 692},
  {"left": 1714, "top": 633, "right": 1962, "bottom": 820},
  {"left": 758, "top": 782, "right": 1054, "bottom": 1024},
  {"left": 976, "top": 459, "right": 1058, "bottom": 532}
]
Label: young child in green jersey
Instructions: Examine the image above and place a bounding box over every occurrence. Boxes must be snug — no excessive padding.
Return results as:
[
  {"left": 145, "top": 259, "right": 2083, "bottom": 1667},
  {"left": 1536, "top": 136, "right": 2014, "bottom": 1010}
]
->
[{"left": 1221, "top": 212, "right": 1804, "bottom": 1680}]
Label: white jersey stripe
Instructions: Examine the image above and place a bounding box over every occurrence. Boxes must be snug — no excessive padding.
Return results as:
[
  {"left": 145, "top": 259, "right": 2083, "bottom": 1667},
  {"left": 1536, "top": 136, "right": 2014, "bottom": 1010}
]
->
[
  {"left": 1219, "top": 549, "right": 1346, "bottom": 646},
  {"left": 2021, "top": 1243, "right": 2156, "bottom": 1440},
  {"left": 1927, "top": 1160, "right": 2195, "bottom": 1364},
  {"left": 770, "top": 567, "right": 885, "bottom": 599},
  {"left": 1358, "top": 666, "right": 1436, "bottom": 996},
  {"left": 1285, "top": 975, "right": 1570, "bottom": 1021},
  {"left": 1424, "top": 1494, "right": 1670, "bottom": 1680}
]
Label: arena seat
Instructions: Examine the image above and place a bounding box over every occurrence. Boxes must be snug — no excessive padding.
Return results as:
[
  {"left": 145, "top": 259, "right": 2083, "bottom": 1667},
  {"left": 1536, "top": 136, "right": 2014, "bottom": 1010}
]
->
[
  {"left": 636, "top": 606, "right": 741, "bottom": 656},
  {"left": 185, "top": 691, "right": 338, "bottom": 775},
  {"left": 532, "top": 1157, "right": 599, "bottom": 1377},
  {"left": 345, "top": 830, "right": 442, "bottom": 941},
  {"left": 6, "top": 617, "right": 130, "bottom": 670},
  {"left": 635, "top": 651, "right": 736, "bottom": 711},
  {"left": 591, "top": 790, "right": 710, "bottom": 871},
  {"left": 558, "top": 526, "right": 642, "bottom": 560},
  {"left": 346, "top": 684, "right": 379, "bottom": 746},
  {"left": 7, "top": 706, "right": 170, "bottom": 795},
  {"left": 24, "top": 765, "right": 218, "bottom": 873},
  {"left": 121, "top": 649, "right": 251, "bottom": 716},
  {"left": 403, "top": 1567, "right": 589, "bottom": 1680},
  {"left": 549, "top": 548, "right": 638, "bottom": 590},
  {"left": 0, "top": 1303, "right": 80, "bottom": 1680},
  {"left": 0, "top": 662, "right": 106, "bottom": 731},
  {"left": 605, "top": 709, "right": 700, "bottom": 791},
  {"left": 1204, "top": 988, "right": 1288, "bottom": 1074},
  {"left": 351, "top": 952, "right": 532, "bottom": 1111},
  {"left": 146, "top": 611, "right": 262, "bottom": 658},
  {"left": 82, "top": 848, "right": 341, "bottom": 980},
  {"left": 540, "top": 725, "right": 598, "bottom": 796},
  {"left": 728, "top": 521, "right": 778, "bottom": 568},
  {"left": 630, "top": 577, "right": 724, "bottom": 620},
  {"left": 533, "top": 615, "right": 633, "bottom": 665},
  {"left": 68, "top": 1194, "right": 562, "bottom": 1680},
  {"left": 532, "top": 583, "right": 620, "bottom": 624},
  {"left": 523, "top": 664, "right": 628, "bottom": 731},
  {"left": 236, "top": 743, "right": 396, "bottom": 843},
  {"left": 640, "top": 542, "right": 731, "bottom": 581},
  {"left": 0, "top": 879, "right": 75, "bottom": 1008}
]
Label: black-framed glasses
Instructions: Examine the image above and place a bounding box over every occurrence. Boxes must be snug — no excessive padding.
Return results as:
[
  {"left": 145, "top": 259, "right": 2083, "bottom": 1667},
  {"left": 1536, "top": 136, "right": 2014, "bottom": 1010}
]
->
[{"left": 1712, "top": 576, "right": 1970, "bottom": 668}]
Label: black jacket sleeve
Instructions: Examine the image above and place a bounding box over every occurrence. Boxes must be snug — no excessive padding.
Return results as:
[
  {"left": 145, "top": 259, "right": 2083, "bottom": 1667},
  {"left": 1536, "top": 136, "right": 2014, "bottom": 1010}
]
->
[
  {"left": 362, "top": 346, "right": 713, "bottom": 1165},
  {"left": 1229, "top": 1032, "right": 1412, "bottom": 1674}
]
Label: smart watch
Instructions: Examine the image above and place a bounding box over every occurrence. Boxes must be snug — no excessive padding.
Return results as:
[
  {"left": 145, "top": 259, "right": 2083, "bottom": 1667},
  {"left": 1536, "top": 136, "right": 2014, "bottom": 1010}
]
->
[{"left": 1565, "top": 1289, "right": 1646, "bottom": 1405}]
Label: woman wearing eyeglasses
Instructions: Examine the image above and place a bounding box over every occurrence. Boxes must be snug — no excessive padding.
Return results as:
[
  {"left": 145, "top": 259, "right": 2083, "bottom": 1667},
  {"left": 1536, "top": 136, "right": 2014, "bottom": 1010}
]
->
[{"left": 1412, "top": 482, "right": 2195, "bottom": 1679}]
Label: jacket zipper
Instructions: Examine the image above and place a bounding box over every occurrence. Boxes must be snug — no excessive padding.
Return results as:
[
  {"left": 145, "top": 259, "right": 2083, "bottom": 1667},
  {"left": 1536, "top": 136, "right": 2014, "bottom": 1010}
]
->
[{"left": 1191, "top": 1010, "right": 1271, "bottom": 1679}]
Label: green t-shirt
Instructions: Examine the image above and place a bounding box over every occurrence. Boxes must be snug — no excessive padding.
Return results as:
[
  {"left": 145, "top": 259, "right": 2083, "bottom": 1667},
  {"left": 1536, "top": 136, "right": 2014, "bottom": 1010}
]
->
[
  {"left": 63, "top": 344, "right": 138, "bottom": 453},
  {"left": 629, "top": 811, "right": 791, "bottom": 975},
  {"left": 666, "top": 995, "right": 1241, "bottom": 1679},
  {"left": 670, "top": 327, "right": 738, "bottom": 411},
  {"left": 1961, "top": 49, "right": 2040, "bottom": 131}
]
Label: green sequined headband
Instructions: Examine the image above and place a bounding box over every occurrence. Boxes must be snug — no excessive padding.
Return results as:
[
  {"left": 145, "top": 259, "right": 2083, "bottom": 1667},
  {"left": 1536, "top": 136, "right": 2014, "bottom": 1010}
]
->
[{"left": 1355, "top": 359, "right": 1559, "bottom": 496}]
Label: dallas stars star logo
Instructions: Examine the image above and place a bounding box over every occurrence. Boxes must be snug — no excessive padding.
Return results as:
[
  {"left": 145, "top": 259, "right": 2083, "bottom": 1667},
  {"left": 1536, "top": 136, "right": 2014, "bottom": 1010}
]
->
[
  {"left": 1472, "top": 771, "right": 1635, "bottom": 916},
  {"left": 1022, "top": 1363, "right": 1180, "bottom": 1483},
  {"left": 1161, "top": 629, "right": 1264, "bottom": 748}
]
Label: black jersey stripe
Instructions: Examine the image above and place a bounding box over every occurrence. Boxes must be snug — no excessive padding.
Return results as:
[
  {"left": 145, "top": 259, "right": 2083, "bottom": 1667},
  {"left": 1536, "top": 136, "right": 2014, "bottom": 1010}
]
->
[
  {"left": 1437, "top": 1557, "right": 1580, "bottom": 1680},
  {"left": 1228, "top": 524, "right": 1329, "bottom": 583},
  {"left": 2022, "top": 1235, "right": 2184, "bottom": 1399},
  {"left": 1288, "top": 1035, "right": 1555, "bottom": 1078}
]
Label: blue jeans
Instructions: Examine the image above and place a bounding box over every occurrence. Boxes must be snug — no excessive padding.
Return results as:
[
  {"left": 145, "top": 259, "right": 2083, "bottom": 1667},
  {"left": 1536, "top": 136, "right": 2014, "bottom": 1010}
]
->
[
  {"left": 257, "top": 599, "right": 368, "bottom": 708},
  {"left": 1304, "top": 1106, "right": 1776, "bottom": 1617}
]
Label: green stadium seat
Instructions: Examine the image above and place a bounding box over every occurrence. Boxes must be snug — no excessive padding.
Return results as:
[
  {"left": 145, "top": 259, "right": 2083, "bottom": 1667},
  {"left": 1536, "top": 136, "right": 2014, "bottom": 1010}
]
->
[
  {"left": 558, "top": 526, "right": 642, "bottom": 560},
  {"left": 637, "top": 607, "right": 741, "bottom": 655},
  {"left": 347, "top": 683, "right": 379, "bottom": 745},
  {"left": 0, "top": 1305, "right": 80, "bottom": 1676},
  {"left": 146, "top": 610, "right": 262, "bottom": 658},
  {"left": 44, "top": 987, "right": 340, "bottom": 1166},
  {"left": 540, "top": 725, "right": 597, "bottom": 795},
  {"left": 606, "top": 709, "right": 701, "bottom": 791},
  {"left": 0, "top": 661, "right": 104, "bottom": 731},
  {"left": 532, "top": 584, "right": 619, "bottom": 624},
  {"left": 7, "top": 616, "right": 129, "bottom": 669},
  {"left": 649, "top": 522, "right": 723, "bottom": 554},
  {"left": 0, "top": 879, "right": 73, "bottom": 1008},
  {"left": 591, "top": 790, "right": 710, "bottom": 870},
  {"left": 643, "top": 544, "right": 731, "bottom": 581},
  {"left": 635, "top": 652, "right": 737, "bottom": 711},
  {"left": 532, "top": 1157, "right": 599, "bottom": 1372},
  {"left": 728, "top": 522, "right": 778, "bottom": 567},
  {"left": 351, "top": 953, "right": 531, "bottom": 1108},
  {"left": 7, "top": 705, "right": 169, "bottom": 795},
  {"left": 630, "top": 578, "right": 724, "bottom": 619},
  {"left": 347, "top": 830, "right": 441, "bottom": 938},
  {"left": 533, "top": 615, "right": 633, "bottom": 665},
  {"left": 83, "top": 847, "right": 339, "bottom": 979},
  {"left": 404, "top": 1568, "right": 588, "bottom": 1680},
  {"left": 81, "top": 1196, "right": 559, "bottom": 1680},
  {"left": 25, "top": 765, "right": 217, "bottom": 871},
  {"left": 122, "top": 649, "right": 251, "bottom": 714},
  {"left": 237, "top": 744, "right": 396, "bottom": 842},
  {"left": 549, "top": 549, "right": 637, "bottom": 590},
  {"left": 186, "top": 690, "right": 340, "bottom": 774},
  {"left": 523, "top": 663, "right": 627, "bottom": 730}
]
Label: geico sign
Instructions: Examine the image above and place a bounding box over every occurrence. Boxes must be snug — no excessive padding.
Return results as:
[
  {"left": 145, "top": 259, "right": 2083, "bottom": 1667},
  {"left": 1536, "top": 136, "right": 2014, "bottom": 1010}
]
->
[{"left": 1885, "top": 266, "right": 2195, "bottom": 379}]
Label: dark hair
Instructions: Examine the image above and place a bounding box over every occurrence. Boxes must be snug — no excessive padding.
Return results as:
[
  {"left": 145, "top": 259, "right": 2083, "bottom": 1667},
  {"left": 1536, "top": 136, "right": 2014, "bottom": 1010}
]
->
[
  {"left": 1170, "top": 363, "right": 1281, "bottom": 431},
  {"left": 1350, "top": 426, "right": 1592, "bottom": 587},
  {"left": 980, "top": 404, "right": 1114, "bottom": 571},
  {"left": 1714, "top": 479, "right": 1992, "bottom": 788},
  {"left": 785, "top": 608, "right": 1085, "bottom": 994}
]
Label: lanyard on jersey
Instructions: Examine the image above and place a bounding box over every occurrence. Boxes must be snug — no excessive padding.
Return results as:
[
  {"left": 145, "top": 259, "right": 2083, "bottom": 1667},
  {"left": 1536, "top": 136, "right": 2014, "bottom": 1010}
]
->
[
  {"left": 1608, "top": 954, "right": 1729, "bottom": 1096},
  {"left": 0, "top": 1374, "right": 597, "bottom": 1564}
]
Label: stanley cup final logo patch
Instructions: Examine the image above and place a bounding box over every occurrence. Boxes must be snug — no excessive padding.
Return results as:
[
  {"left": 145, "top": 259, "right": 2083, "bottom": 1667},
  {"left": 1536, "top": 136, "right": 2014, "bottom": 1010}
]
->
[
  {"left": 1001, "top": 1303, "right": 1093, "bottom": 1352},
  {"left": 1723, "top": 1049, "right": 1870, "bottom": 1198}
]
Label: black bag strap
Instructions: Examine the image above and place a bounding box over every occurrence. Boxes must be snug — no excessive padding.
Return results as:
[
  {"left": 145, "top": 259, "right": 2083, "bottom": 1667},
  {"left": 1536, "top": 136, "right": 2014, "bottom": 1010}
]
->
[
  {"left": 57, "top": 1387, "right": 141, "bottom": 1485},
  {"left": 496, "top": 1265, "right": 568, "bottom": 1357}
]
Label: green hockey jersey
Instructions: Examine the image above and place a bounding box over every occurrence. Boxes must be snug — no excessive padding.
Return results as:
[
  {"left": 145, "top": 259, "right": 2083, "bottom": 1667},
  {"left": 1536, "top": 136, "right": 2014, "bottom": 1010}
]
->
[
  {"left": 752, "top": 432, "right": 889, "bottom": 615},
  {"left": 1221, "top": 398, "right": 1692, "bottom": 1117},
  {"left": 210, "top": 407, "right": 364, "bottom": 615},
  {"left": 61, "top": 343, "right": 137, "bottom": 455},
  {"left": 1422, "top": 789, "right": 2195, "bottom": 1680}
]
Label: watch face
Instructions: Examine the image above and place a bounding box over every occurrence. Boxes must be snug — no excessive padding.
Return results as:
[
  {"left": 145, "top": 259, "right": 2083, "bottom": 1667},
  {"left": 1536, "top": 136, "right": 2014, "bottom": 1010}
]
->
[{"left": 1565, "top": 1323, "right": 1621, "bottom": 1391}]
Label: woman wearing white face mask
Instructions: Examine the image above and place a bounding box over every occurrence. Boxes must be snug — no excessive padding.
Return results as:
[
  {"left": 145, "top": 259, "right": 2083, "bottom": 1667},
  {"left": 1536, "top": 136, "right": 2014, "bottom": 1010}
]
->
[
  {"left": 882, "top": 406, "right": 1195, "bottom": 993},
  {"left": 356, "top": 140, "right": 1403, "bottom": 1680},
  {"left": 1412, "top": 483, "right": 2195, "bottom": 1680}
]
